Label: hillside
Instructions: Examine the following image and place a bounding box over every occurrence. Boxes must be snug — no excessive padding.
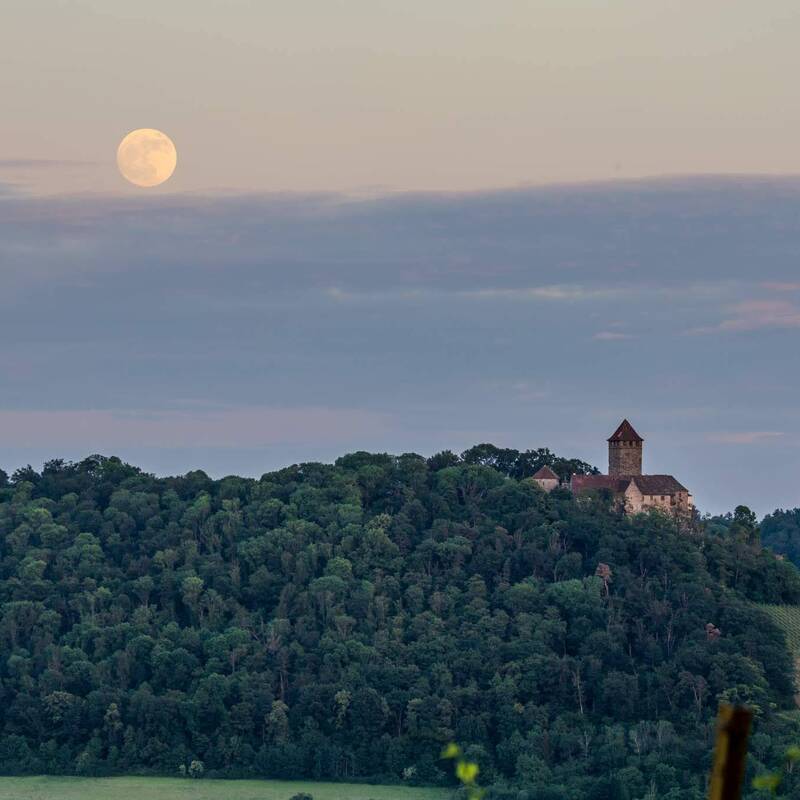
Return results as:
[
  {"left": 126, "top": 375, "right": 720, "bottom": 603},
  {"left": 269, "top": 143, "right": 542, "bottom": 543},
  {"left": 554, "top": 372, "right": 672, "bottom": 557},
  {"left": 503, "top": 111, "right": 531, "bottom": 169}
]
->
[
  {"left": 1, "top": 450, "right": 800, "bottom": 800},
  {"left": 762, "top": 509, "right": 800, "bottom": 568}
]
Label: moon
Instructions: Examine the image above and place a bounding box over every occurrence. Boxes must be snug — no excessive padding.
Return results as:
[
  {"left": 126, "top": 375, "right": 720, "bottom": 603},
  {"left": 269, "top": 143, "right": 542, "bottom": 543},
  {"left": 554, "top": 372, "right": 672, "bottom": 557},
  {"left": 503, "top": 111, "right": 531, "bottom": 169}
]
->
[{"left": 117, "top": 128, "right": 177, "bottom": 188}]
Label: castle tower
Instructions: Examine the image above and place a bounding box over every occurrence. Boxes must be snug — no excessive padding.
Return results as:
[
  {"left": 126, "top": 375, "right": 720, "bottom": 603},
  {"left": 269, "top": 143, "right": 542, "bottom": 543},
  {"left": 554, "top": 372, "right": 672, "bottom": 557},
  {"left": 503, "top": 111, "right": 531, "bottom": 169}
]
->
[{"left": 608, "top": 419, "right": 643, "bottom": 476}]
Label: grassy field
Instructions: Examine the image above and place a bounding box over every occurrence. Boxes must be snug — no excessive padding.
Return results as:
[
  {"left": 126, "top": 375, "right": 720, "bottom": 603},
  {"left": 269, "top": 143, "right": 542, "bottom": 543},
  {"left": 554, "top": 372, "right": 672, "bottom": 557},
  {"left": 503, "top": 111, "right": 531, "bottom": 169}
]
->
[
  {"left": 0, "top": 776, "right": 451, "bottom": 800},
  {"left": 757, "top": 604, "right": 800, "bottom": 654}
]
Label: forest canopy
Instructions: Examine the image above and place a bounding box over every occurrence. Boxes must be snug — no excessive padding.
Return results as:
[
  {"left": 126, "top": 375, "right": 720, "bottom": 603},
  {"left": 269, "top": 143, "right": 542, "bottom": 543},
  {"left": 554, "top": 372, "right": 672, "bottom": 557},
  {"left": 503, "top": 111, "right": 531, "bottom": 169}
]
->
[{"left": 1, "top": 449, "right": 799, "bottom": 799}]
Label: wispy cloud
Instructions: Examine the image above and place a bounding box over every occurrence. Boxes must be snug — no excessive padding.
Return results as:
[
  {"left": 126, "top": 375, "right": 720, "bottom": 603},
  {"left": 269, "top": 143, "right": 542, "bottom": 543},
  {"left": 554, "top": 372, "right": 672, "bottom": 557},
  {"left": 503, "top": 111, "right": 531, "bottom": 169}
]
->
[
  {"left": 325, "top": 286, "right": 427, "bottom": 303},
  {"left": 706, "top": 431, "right": 785, "bottom": 445},
  {"left": 761, "top": 282, "right": 800, "bottom": 292},
  {"left": 0, "top": 159, "right": 97, "bottom": 169},
  {"left": 690, "top": 300, "right": 800, "bottom": 334},
  {"left": 592, "top": 331, "right": 634, "bottom": 341},
  {"left": 465, "top": 285, "right": 626, "bottom": 301},
  {"left": 325, "top": 284, "right": 626, "bottom": 304}
]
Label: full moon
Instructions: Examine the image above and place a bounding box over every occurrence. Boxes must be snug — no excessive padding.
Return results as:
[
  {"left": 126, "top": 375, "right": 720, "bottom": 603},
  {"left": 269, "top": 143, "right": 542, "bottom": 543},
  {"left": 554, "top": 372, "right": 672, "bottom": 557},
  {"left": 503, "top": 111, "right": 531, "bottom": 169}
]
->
[{"left": 117, "top": 128, "right": 177, "bottom": 188}]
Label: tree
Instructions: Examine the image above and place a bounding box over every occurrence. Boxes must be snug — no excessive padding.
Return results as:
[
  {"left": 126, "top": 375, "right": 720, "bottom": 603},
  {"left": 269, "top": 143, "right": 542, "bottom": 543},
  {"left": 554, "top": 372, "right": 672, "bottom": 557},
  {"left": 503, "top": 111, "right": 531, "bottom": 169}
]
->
[
  {"left": 731, "top": 505, "right": 759, "bottom": 543},
  {"left": 427, "top": 450, "right": 461, "bottom": 471},
  {"left": 595, "top": 563, "right": 612, "bottom": 596}
]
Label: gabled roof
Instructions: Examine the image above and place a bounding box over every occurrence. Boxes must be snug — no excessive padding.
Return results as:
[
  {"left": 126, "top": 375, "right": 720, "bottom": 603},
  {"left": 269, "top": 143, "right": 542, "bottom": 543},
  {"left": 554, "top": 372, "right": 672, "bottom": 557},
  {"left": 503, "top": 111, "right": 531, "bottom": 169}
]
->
[
  {"left": 570, "top": 475, "right": 631, "bottom": 493},
  {"left": 630, "top": 475, "right": 688, "bottom": 495},
  {"left": 570, "top": 473, "right": 688, "bottom": 496},
  {"left": 608, "top": 419, "right": 643, "bottom": 443},
  {"left": 532, "top": 466, "right": 559, "bottom": 481}
]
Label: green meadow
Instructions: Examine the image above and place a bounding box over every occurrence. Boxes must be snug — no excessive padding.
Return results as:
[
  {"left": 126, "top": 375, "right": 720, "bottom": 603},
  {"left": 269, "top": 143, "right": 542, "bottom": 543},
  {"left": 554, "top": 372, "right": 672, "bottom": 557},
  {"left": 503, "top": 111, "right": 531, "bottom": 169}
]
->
[
  {"left": 757, "top": 604, "right": 800, "bottom": 654},
  {"left": 0, "top": 776, "right": 450, "bottom": 800}
]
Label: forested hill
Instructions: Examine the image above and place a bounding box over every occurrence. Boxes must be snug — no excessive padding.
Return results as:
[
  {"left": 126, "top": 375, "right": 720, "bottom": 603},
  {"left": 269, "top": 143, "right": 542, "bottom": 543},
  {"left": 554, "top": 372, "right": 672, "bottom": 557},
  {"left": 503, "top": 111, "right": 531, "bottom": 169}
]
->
[{"left": 1, "top": 449, "right": 800, "bottom": 800}]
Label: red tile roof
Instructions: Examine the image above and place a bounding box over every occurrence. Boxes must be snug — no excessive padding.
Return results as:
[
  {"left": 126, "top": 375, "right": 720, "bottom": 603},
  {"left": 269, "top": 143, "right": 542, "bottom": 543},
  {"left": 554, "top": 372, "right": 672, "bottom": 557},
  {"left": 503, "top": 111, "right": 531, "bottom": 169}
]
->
[
  {"left": 630, "top": 475, "right": 688, "bottom": 494},
  {"left": 607, "top": 419, "right": 643, "bottom": 443},
  {"left": 571, "top": 474, "right": 687, "bottom": 496},
  {"left": 532, "top": 466, "right": 559, "bottom": 480},
  {"left": 571, "top": 475, "right": 631, "bottom": 493}
]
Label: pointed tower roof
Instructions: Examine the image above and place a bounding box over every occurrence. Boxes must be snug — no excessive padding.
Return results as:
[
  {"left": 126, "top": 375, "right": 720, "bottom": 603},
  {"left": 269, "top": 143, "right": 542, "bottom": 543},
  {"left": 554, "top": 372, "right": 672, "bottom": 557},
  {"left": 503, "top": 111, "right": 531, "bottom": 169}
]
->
[
  {"left": 532, "top": 465, "right": 559, "bottom": 480},
  {"left": 607, "top": 419, "right": 643, "bottom": 443}
]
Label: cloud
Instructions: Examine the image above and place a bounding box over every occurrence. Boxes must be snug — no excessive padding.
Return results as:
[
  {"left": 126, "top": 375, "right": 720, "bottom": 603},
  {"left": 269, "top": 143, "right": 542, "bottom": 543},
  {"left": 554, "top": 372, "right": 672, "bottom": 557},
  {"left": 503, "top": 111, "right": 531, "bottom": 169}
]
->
[
  {"left": 464, "top": 285, "right": 624, "bottom": 301},
  {"left": 0, "top": 159, "right": 97, "bottom": 169},
  {"left": 706, "top": 431, "right": 785, "bottom": 445},
  {"left": 6, "top": 175, "right": 800, "bottom": 300},
  {"left": 0, "top": 407, "right": 392, "bottom": 449},
  {"left": 592, "top": 331, "right": 634, "bottom": 341},
  {"left": 761, "top": 282, "right": 800, "bottom": 292},
  {"left": 324, "top": 284, "right": 624, "bottom": 304},
  {"left": 693, "top": 300, "right": 800, "bottom": 334},
  {"left": 325, "top": 286, "right": 427, "bottom": 303}
]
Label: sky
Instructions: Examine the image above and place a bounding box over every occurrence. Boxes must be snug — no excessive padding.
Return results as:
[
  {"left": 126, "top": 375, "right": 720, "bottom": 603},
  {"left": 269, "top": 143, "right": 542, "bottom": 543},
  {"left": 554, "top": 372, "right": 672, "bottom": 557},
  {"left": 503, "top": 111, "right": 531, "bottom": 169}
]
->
[
  {"left": 2, "top": 2, "right": 800, "bottom": 516},
  {"left": 6, "top": 1, "right": 800, "bottom": 193}
]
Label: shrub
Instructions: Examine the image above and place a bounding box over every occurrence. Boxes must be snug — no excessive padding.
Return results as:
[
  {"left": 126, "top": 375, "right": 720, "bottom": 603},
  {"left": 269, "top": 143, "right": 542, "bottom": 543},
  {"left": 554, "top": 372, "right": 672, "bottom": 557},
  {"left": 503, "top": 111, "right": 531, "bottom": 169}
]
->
[{"left": 188, "top": 759, "right": 205, "bottom": 778}]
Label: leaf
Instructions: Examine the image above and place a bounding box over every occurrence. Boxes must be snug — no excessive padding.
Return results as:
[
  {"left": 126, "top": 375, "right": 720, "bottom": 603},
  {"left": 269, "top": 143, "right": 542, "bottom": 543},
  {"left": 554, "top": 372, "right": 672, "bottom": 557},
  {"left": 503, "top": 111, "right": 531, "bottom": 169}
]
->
[
  {"left": 456, "top": 760, "right": 480, "bottom": 784},
  {"left": 786, "top": 745, "right": 800, "bottom": 761},
  {"left": 752, "top": 773, "right": 781, "bottom": 792},
  {"left": 441, "top": 743, "right": 461, "bottom": 759}
]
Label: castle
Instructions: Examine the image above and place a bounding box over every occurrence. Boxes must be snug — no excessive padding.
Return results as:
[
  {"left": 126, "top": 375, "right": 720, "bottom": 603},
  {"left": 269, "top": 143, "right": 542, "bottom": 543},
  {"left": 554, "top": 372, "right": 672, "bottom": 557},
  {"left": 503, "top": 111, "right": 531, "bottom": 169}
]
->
[{"left": 532, "top": 419, "right": 693, "bottom": 514}]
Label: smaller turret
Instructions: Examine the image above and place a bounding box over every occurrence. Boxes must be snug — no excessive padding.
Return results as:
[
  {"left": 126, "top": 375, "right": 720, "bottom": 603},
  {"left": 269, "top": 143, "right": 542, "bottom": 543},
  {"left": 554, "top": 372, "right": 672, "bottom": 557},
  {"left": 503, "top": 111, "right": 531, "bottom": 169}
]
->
[{"left": 531, "top": 465, "right": 560, "bottom": 492}]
